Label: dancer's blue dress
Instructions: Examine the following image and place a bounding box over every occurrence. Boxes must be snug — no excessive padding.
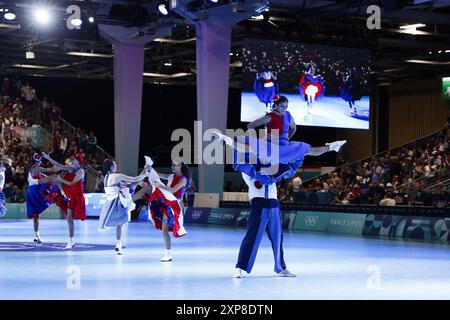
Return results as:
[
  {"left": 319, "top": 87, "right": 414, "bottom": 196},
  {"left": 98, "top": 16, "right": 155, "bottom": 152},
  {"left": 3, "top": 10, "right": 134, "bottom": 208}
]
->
[
  {"left": 232, "top": 111, "right": 310, "bottom": 185},
  {"left": 0, "top": 192, "right": 7, "bottom": 217},
  {"left": 0, "top": 171, "right": 6, "bottom": 217},
  {"left": 26, "top": 172, "right": 59, "bottom": 218},
  {"left": 254, "top": 72, "right": 278, "bottom": 105},
  {"left": 340, "top": 74, "right": 363, "bottom": 102}
]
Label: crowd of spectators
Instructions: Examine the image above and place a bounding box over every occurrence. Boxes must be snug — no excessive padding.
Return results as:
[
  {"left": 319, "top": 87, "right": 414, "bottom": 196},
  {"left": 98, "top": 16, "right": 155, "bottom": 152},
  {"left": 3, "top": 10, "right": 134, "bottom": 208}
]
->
[
  {"left": 223, "top": 121, "right": 450, "bottom": 207},
  {"left": 286, "top": 121, "right": 450, "bottom": 207},
  {"left": 0, "top": 76, "right": 106, "bottom": 201}
]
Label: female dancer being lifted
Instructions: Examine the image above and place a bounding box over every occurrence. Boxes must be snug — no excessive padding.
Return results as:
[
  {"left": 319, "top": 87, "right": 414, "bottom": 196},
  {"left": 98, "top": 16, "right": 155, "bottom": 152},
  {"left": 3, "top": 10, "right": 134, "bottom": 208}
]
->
[{"left": 214, "top": 95, "right": 346, "bottom": 184}]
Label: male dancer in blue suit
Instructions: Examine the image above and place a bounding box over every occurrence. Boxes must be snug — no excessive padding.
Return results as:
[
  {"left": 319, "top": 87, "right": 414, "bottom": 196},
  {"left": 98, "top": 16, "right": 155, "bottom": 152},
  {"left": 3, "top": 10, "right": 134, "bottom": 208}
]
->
[{"left": 233, "top": 172, "right": 295, "bottom": 278}]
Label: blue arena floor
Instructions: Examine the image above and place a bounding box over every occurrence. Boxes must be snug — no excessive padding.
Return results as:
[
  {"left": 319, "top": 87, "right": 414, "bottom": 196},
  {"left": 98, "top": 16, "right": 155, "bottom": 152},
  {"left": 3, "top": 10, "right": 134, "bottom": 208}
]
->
[{"left": 1, "top": 219, "right": 450, "bottom": 300}]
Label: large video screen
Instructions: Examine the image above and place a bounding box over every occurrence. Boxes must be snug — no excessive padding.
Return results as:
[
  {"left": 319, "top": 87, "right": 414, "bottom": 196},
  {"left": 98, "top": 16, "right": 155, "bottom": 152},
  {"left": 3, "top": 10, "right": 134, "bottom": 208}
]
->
[
  {"left": 241, "top": 39, "right": 371, "bottom": 129},
  {"left": 443, "top": 77, "right": 450, "bottom": 100}
]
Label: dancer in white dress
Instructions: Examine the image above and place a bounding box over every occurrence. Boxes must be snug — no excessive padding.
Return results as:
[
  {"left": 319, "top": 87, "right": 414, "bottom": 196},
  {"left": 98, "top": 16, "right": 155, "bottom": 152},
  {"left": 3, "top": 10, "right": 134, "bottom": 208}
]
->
[{"left": 97, "top": 159, "right": 147, "bottom": 255}]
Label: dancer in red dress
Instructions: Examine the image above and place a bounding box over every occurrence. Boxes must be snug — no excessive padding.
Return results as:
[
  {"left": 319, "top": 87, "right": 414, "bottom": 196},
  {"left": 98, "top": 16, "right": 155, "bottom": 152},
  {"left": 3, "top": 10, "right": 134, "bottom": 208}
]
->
[
  {"left": 42, "top": 152, "right": 86, "bottom": 250},
  {"left": 133, "top": 158, "right": 190, "bottom": 262}
]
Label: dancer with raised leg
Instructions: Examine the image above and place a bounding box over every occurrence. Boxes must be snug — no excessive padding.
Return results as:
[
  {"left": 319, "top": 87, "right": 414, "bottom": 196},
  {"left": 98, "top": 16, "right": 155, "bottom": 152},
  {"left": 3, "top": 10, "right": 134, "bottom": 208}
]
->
[
  {"left": 97, "top": 159, "right": 147, "bottom": 255},
  {"left": 299, "top": 65, "right": 324, "bottom": 119},
  {"left": 133, "top": 157, "right": 189, "bottom": 262},
  {"left": 214, "top": 95, "right": 346, "bottom": 184},
  {"left": 26, "top": 153, "right": 61, "bottom": 243},
  {"left": 42, "top": 152, "right": 86, "bottom": 250}
]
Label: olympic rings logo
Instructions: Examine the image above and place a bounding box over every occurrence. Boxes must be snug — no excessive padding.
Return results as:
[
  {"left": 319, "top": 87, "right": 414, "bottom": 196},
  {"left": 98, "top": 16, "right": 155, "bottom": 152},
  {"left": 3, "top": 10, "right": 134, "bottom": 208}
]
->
[
  {"left": 304, "top": 216, "right": 319, "bottom": 226},
  {"left": 191, "top": 210, "right": 203, "bottom": 220}
]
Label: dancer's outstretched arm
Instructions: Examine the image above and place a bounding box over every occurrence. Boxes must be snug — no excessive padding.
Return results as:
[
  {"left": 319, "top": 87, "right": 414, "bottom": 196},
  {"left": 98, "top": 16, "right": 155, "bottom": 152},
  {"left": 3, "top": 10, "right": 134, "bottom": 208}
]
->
[
  {"left": 247, "top": 115, "right": 271, "bottom": 129},
  {"left": 36, "top": 175, "right": 57, "bottom": 184},
  {"left": 56, "top": 169, "right": 84, "bottom": 186},
  {"left": 115, "top": 173, "right": 147, "bottom": 185},
  {"left": 41, "top": 152, "right": 71, "bottom": 171},
  {"left": 155, "top": 177, "right": 187, "bottom": 194},
  {"left": 152, "top": 170, "right": 170, "bottom": 180}
]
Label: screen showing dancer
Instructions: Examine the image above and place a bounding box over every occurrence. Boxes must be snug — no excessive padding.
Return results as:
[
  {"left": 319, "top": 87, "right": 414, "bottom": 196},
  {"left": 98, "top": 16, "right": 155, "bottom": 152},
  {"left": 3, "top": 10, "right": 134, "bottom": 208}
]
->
[{"left": 241, "top": 38, "right": 371, "bottom": 129}]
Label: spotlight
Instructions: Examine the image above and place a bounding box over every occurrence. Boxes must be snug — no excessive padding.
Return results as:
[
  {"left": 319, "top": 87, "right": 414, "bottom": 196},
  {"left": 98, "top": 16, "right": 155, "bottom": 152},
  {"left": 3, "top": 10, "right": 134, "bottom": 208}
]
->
[
  {"left": 70, "top": 18, "right": 82, "bottom": 26},
  {"left": 88, "top": 16, "right": 94, "bottom": 23},
  {"left": 35, "top": 8, "right": 51, "bottom": 25},
  {"left": 4, "top": 10, "right": 16, "bottom": 20},
  {"left": 255, "top": 1, "right": 270, "bottom": 14},
  {"left": 26, "top": 51, "right": 35, "bottom": 60},
  {"left": 158, "top": 4, "right": 168, "bottom": 15},
  {"left": 210, "top": 0, "right": 219, "bottom": 2}
]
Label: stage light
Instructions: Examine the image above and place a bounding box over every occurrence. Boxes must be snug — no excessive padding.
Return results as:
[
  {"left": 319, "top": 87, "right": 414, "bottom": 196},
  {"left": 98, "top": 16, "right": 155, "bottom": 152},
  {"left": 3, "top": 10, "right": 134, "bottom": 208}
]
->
[
  {"left": 35, "top": 8, "right": 51, "bottom": 25},
  {"left": 210, "top": 0, "right": 219, "bottom": 2},
  {"left": 4, "top": 11, "right": 16, "bottom": 21},
  {"left": 399, "top": 23, "right": 426, "bottom": 29},
  {"left": 438, "top": 50, "right": 442, "bottom": 53},
  {"left": 398, "top": 23, "right": 426, "bottom": 35},
  {"left": 88, "top": 16, "right": 94, "bottom": 23},
  {"left": 255, "top": 1, "right": 270, "bottom": 13},
  {"left": 67, "top": 52, "right": 113, "bottom": 58},
  {"left": 164, "top": 62, "right": 172, "bottom": 66},
  {"left": 70, "top": 18, "right": 82, "bottom": 27},
  {"left": 26, "top": 51, "right": 35, "bottom": 60},
  {"left": 250, "top": 14, "right": 264, "bottom": 20},
  {"left": 158, "top": 4, "right": 168, "bottom": 15}
]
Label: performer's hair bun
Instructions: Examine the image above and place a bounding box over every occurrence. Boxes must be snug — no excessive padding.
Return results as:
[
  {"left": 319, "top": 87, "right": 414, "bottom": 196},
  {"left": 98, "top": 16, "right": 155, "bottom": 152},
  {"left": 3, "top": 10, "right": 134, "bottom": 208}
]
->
[
  {"left": 273, "top": 95, "right": 288, "bottom": 106},
  {"left": 32, "top": 153, "right": 42, "bottom": 163},
  {"left": 103, "top": 158, "right": 115, "bottom": 173}
]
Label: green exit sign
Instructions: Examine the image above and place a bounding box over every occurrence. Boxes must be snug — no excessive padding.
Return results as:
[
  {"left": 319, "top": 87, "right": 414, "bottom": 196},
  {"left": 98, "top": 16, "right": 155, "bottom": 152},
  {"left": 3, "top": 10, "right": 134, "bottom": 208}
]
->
[{"left": 443, "top": 77, "right": 450, "bottom": 100}]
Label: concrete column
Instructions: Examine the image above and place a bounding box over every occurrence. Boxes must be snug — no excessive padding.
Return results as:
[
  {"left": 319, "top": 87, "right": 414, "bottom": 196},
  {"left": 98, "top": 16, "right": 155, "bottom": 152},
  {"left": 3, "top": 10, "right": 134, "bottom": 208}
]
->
[
  {"left": 113, "top": 42, "right": 145, "bottom": 175},
  {"left": 195, "top": 23, "right": 232, "bottom": 196}
]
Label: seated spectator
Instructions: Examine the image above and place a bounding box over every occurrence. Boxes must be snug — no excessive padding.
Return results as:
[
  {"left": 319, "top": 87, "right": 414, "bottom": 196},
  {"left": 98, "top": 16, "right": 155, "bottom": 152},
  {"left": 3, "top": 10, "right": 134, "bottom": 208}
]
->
[
  {"left": 94, "top": 171, "right": 105, "bottom": 193},
  {"left": 291, "top": 175, "right": 302, "bottom": 192},
  {"left": 379, "top": 193, "right": 396, "bottom": 206}
]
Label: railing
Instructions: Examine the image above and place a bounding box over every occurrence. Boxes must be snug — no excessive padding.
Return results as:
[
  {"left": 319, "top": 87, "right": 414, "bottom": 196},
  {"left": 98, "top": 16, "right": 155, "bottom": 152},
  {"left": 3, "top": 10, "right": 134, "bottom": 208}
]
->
[
  {"left": 425, "top": 178, "right": 450, "bottom": 193},
  {"left": 58, "top": 118, "right": 115, "bottom": 192}
]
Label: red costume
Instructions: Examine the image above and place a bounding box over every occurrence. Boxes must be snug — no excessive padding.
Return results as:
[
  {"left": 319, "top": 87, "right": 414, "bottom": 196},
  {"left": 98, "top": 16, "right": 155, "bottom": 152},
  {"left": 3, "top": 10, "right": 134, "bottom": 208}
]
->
[
  {"left": 56, "top": 170, "right": 86, "bottom": 220},
  {"left": 143, "top": 174, "right": 188, "bottom": 238}
]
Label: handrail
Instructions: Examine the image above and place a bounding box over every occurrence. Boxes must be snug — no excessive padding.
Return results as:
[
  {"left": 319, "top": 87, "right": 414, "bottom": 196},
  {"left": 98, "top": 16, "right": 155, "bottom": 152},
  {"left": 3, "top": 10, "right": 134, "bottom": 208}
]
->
[
  {"left": 425, "top": 178, "right": 450, "bottom": 192},
  {"left": 58, "top": 118, "right": 116, "bottom": 161}
]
